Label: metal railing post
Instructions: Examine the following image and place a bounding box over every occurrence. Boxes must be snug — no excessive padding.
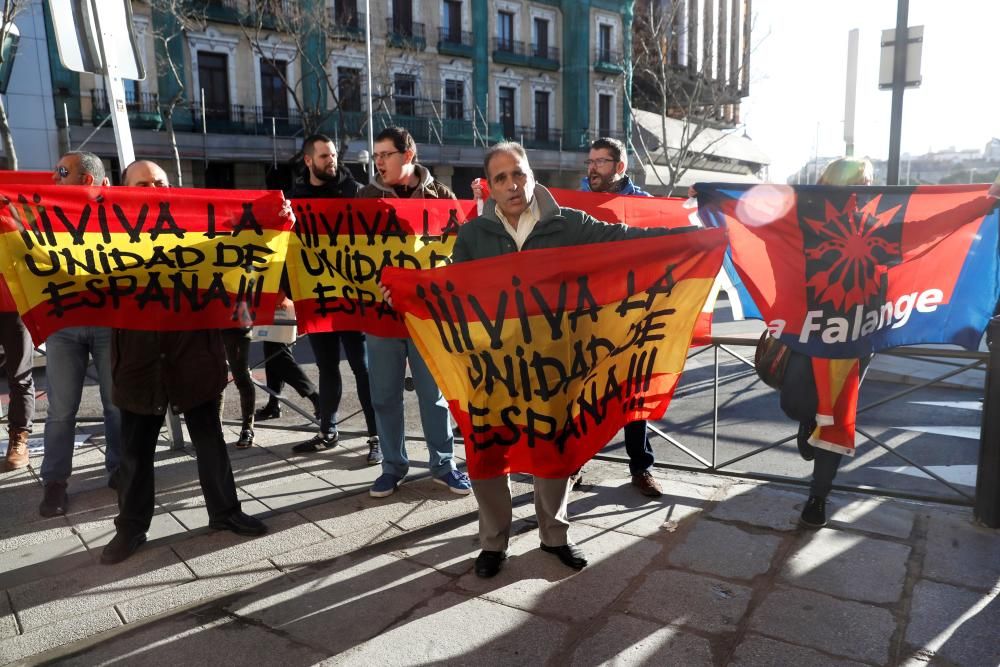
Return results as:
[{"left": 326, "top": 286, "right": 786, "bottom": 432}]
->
[{"left": 974, "top": 317, "right": 1000, "bottom": 527}]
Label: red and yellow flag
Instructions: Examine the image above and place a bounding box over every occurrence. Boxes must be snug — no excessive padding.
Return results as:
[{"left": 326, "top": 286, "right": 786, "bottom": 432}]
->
[
  {"left": 286, "top": 197, "right": 476, "bottom": 337},
  {"left": 0, "top": 185, "right": 290, "bottom": 342},
  {"left": 383, "top": 228, "right": 727, "bottom": 479}
]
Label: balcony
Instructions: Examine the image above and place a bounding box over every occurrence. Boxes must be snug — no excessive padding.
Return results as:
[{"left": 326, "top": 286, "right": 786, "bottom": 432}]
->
[
  {"left": 437, "top": 27, "right": 473, "bottom": 58},
  {"left": 91, "top": 89, "right": 163, "bottom": 130},
  {"left": 594, "top": 47, "right": 624, "bottom": 74},
  {"left": 203, "top": 0, "right": 240, "bottom": 24},
  {"left": 329, "top": 9, "right": 366, "bottom": 41},
  {"left": 386, "top": 18, "right": 426, "bottom": 50},
  {"left": 492, "top": 38, "right": 530, "bottom": 67},
  {"left": 517, "top": 125, "right": 562, "bottom": 151},
  {"left": 528, "top": 43, "right": 560, "bottom": 71}
]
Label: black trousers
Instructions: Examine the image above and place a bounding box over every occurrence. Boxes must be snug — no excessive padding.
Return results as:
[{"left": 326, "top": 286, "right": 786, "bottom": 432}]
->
[
  {"left": 114, "top": 399, "right": 240, "bottom": 536},
  {"left": 262, "top": 341, "right": 316, "bottom": 399},
  {"left": 307, "top": 331, "right": 377, "bottom": 438},
  {"left": 222, "top": 329, "right": 255, "bottom": 426},
  {"left": 0, "top": 313, "right": 34, "bottom": 432}
]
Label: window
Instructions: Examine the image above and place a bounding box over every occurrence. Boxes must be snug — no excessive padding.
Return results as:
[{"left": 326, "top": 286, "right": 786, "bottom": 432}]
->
[
  {"left": 260, "top": 59, "right": 288, "bottom": 118},
  {"left": 334, "top": 0, "right": 358, "bottom": 26},
  {"left": 598, "top": 24, "right": 613, "bottom": 62},
  {"left": 534, "top": 90, "right": 549, "bottom": 142},
  {"left": 392, "top": 0, "right": 413, "bottom": 35},
  {"left": 444, "top": 79, "right": 464, "bottom": 119},
  {"left": 498, "top": 86, "right": 515, "bottom": 139},
  {"left": 598, "top": 93, "right": 613, "bottom": 136},
  {"left": 394, "top": 74, "right": 416, "bottom": 116},
  {"left": 533, "top": 18, "right": 549, "bottom": 58},
  {"left": 497, "top": 11, "right": 514, "bottom": 51},
  {"left": 443, "top": 0, "right": 461, "bottom": 42},
  {"left": 338, "top": 67, "right": 361, "bottom": 112},
  {"left": 198, "top": 51, "right": 230, "bottom": 120},
  {"left": 123, "top": 80, "right": 140, "bottom": 108}
]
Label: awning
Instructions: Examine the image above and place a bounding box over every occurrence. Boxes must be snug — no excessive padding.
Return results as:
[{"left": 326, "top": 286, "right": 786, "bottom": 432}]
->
[
  {"left": 643, "top": 164, "right": 763, "bottom": 190},
  {"left": 631, "top": 108, "right": 771, "bottom": 167}
]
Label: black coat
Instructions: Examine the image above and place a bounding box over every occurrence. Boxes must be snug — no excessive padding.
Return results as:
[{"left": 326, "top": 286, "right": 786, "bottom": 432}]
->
[{"left": 289, "top": 167, "right": 361, "bottom": 199}]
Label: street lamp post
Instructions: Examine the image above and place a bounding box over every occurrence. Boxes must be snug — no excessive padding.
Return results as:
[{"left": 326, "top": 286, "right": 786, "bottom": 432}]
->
[{"left": 363, "top": 0, "right": 374, "bottom": 181}]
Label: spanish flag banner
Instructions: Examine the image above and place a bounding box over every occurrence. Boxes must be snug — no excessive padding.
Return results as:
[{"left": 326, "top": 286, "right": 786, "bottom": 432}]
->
[
  {"left": 286, "top": 197, "right": 476, "bottom": 337},
  {"left": 0, "top": 185, "right": 290, "bottom": 342},
  {"left": 0, "top": 171, "right": 54, "bottom": 186},
  {"left": 382, "top": 228, "right": 727, "bottom": 479}
]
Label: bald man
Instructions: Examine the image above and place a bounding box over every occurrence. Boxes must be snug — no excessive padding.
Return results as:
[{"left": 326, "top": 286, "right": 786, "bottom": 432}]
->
[{"left": 101, "top": 160, "right": 266, "bottom": 565}]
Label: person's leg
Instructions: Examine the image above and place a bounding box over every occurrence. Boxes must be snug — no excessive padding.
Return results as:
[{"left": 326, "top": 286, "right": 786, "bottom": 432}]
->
[
  {"left": 340, "top": 332, "right": 378, "bottom": 436},
  {"left": 367, "top": 335, "right": 409, "bottom": 478},
  {"left": 40, "top": 329, "right": 88, "bottom": 485},
  {"left": 307, "top": 332, "right": 343, "bottom": 440},
  {"left": 114, "top": 409, "right": 163, "bottom": 537},
  {"left": 406, "top": 339, "right": 455, "bottom": 478},
  {"left": 472, "top": 475, "right": 513, "bottom": 551},
  {"left": 262, "top": 340, "right": 286, "bottom": 397},
  {"left": 624, "top": 420, "right": 655, "bottom": 475},
  {"left": 222, "top": 331, "right": 256, "bottom": 430},
  {"left": 89, "top": 327, "right": 122, "bottom": 475},
  {"left": 183, "top": 399, "right": 241, "bottom": 523},
  {"left": 277, "top": 342, "right": 318, "bottom": 400},
  {"left": 534, "top": 476, "right": 572, "bottom": 547},
  {"left": 0, "top": 313, "right": 34, "bottom": 433},
  {"left": 810, "top": 448, "right": 844, "bottom": 499}
]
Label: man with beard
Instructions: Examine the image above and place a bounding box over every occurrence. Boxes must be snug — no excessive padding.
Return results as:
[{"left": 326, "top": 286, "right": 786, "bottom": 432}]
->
[{"left": 288, "top": 135, "right": 381, "bottom": 464}]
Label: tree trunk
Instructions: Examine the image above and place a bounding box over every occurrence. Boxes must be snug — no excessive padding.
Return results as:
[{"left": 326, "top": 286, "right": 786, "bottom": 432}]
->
[
  {"left": 0, "top": 94, "right": 17, "bottom": 170},
  {"left": 163, "top": 105, "right": 183, "bottom": 187}
]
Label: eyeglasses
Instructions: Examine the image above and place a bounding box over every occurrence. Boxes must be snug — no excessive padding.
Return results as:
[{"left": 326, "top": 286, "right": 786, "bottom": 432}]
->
[
  {"left": 55, "top": 166, "right": 70, "bottom": 178},
  {"left": 584, "top": 158, "right": 616, "bottom": 168},
  {"left": 373, "top": 151, "right": 402, "bottom": 161}
]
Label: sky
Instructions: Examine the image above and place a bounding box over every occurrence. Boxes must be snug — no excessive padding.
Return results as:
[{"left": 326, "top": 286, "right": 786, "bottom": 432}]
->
[{"left": 741, "top": 0, "right": 1000, "bottom": 181}]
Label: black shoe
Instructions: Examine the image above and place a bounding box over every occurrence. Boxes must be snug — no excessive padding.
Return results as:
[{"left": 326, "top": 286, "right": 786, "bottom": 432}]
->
[
  {"left": 255, "top": 403, "right": 281, "bottom": 421},
  {"left": 39, "top": 481, "right": 68, "bottom": 518},
  {"left": 101, "top": 532, "right": 146, "bottom": 565},
  {"left": 403, "top": 376, "right": 415, "bottom": 392},
  {"left": 540, "top": 542, "right": 588, "bottom": 570},
  {"left": 474, "top": 550, "right": 508, "bottom": 578},
  {"left": 236, "top": 428, "right": 254, "bottom": 449},
  {"left": 292, "top": 433, "right": 338, "bottom": 453},
  {"left": 107, "top": 469, "right": 120, "bottom": 491},
  {"left": 800, "top": 495, "right": 828, "bottom": 528},
  {"left": 797, "top": 420, "right": 816, "bottom": 461},
  {"left": 209, "top": 511, "right": 268, "bottom": 536}
]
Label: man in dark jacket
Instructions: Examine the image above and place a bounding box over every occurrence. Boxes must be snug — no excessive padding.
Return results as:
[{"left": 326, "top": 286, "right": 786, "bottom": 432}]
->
[
  {"left": 454, "top": 142, "right": 683, "bottom": 578},
  {"left": 577, "top": 137, "right": 662, "bottom": 499},
  {"left": 101, "top": 160, "right": 266, "bottom": 565},
  {"left": 287, "top": 135, "right": 381, "bottom": 464}
]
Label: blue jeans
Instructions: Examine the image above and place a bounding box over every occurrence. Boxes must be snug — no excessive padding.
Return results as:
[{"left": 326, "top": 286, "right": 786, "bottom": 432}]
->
[
  {"left": 367, "top": 335, "right": 454, "bottom": 479},
  {"left": 41, "top": 326, "right": 121, "bottom": 483}
]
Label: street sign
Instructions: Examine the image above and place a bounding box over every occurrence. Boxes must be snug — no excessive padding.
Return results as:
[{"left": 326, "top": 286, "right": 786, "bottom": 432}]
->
[
  {"left": 879, "top": 25, "right": 923, "bottom": 89},
  {"left": 47, "top": 0, "right": 144, "bottom": 169}
]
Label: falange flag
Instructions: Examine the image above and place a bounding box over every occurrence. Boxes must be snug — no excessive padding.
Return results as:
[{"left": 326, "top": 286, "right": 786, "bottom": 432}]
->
[{"left": 694, "top": 183, "right": 1000, "bottom": 359}]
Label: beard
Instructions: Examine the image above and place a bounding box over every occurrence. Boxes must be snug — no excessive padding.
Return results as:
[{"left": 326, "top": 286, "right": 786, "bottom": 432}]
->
[
  {"left": 588, "top": 172, "right": 613, "bottom": 192},
  {"left": 310, "top": 164, "right": 337, "bottom": 183}
]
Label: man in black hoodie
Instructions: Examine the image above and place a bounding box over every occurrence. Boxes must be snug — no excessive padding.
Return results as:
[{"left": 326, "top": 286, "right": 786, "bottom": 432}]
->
[{"left": 288, "top": 135, "right": 381, "bottom": 464}]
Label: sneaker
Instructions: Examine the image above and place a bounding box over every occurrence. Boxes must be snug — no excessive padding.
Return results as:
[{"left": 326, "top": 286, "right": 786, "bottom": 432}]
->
[
  {"left": 631, "top": 471, "right": 663, "bottom": 497},
  {"left": 292, "top": 433, "right": 338, "bottom": 453},
  {"left": 434, "top": 469, "right": 472, "bottom": 495},
  {"left": 569, "top": 467, "right": 585, "bottom": 489},
  {"left": 799, "top": 495, "right": 828, "bottom": 528},
  {"left": 366, "top": 436, "right": 383, "bottom": 465},
  {"left": 370, "top": 472, "right": 402, "bottom": 498}
]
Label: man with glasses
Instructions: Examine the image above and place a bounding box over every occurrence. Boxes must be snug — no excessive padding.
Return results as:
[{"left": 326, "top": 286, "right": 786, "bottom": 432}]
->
[
  {"left": 578, "top": 138, "right": 661, "bottom": 498},
  {"left": 101, "top": 159, "right": 267, "bottom": 564},
  {"left": 357, "top": 126, "right": 472, "bottom": 499},
  {"left": 37, "top": 151, "right": 121, "bottom": 518}
]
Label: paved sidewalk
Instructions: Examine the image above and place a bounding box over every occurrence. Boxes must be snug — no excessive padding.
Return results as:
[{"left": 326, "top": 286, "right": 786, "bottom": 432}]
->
[{"left": 1, "top": 411, "right": 998, "bottom": 666}]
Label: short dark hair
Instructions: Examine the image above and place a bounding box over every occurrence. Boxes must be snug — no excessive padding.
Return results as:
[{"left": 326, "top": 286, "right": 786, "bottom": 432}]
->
[
  {"left": 375, "top": 126, "right": 417, "bottom": 161},
  {"left": 483, "top": 141, "right": 529, "bottom": 180},
  {"left": 65, "top": 151, "right": 106, "bottom": 181},
  {"left": 589, "top": 137, "right": 626, "bottom": 165},
  {"left": 302, "top": 134, "right": 335, "bottom": 156}
]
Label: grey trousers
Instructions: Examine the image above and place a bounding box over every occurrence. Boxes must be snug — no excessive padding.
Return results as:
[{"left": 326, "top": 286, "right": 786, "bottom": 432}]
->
[{"left": 472, "top": 474, "right": 572, "bottom": 552}]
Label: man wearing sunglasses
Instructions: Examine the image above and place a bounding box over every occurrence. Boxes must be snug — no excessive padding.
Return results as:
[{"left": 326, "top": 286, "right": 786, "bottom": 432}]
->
[
  {"left": 37, "top": 152, "right": 122, "bottom": 519},
  {"left": 101, "top": 159, "right": 267, "bottom": 565},
  {"left": 576, "top": 138, "right": 662, "bottom": 499}
]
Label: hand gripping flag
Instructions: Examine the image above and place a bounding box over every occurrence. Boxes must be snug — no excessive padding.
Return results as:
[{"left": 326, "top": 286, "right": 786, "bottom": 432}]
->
[
  {"left": 286, "top": 197, "right": 476, "bottom": 337},
  {"left": 382, "top": 228, "right": 727, "bottom": 479},
  {"left": 0, "top": 184, "right": 291, "bottom": 342},
  {"left": 696, "top": 183, "right": 1000, "bottom": 453}
]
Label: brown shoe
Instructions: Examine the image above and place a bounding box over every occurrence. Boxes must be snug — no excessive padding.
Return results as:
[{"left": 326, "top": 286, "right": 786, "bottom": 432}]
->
[
  {"left": 631, "top": 471, "right": 663, "bottom": 497},
  {"left": 4, "top": 429, "right": 29, "bottom": 471}
]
